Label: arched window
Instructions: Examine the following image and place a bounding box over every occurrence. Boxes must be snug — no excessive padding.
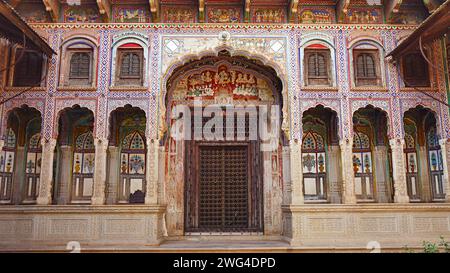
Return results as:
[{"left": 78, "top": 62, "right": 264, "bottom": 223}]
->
[
  {"left": 69, "top": 52, "right": 90, "bottom": 79},
  {"left": 0, "top": 128, "right": 16, "bottom": 203},
  {"left": 116, "top": 43, "right": 144, "bottom": 86},
  {"left": 426, "top": 128, "right": 444, "bottom": 200},
  {"left": 61, "top": 38, "right": 96, "bottom": 87},
  {"left": 353, "top": 131, "right": 374, "bottom": 200},
  {"left": 24, "top": 133, "right": 42, "bottom": 203},
  {"left": 302, "top": 131, "right": 327, "bottom": 200},
  {"left": 402, "top": 53, "right": 430, "bottom": 87},
  {"left": 354, "top": 50, "right": 379, "bottom": 86},
  {"left": 404, "top": 133, "right": 420, "bottom": 201},
  {"left": 119, "top": 131, "right": 146, "bottom": 203},
  {"left": 72, "top": 131, "right": 95, "bottom": 203},
  {"left": 304, "top": 46, "right": 330, "bottom": 86}
]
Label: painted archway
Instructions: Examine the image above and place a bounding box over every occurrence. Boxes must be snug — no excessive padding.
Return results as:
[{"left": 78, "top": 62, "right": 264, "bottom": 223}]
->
[{"left": 163, "top": 49, "right": 285, "bottom": 236}]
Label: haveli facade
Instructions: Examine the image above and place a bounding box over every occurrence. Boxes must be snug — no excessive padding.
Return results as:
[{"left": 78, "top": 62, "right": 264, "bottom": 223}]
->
[{"left": 0, "top": 0, "right": 450, "bottom": 252}]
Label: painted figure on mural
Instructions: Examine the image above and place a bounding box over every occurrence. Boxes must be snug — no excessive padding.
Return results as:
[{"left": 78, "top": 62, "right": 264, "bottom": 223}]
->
[
  {"left": 129, "top": 154, "right": 145, "bottom": 174},
  {"left": 254, "top": 9, "right": 284, "bottom": 23},
  {"left": 74, "top": 154, "right": 81, "bottom": 174},
  {"left": 163, "top": 8, "right": 194, "bottom": 23},
  {"left": 26, "top": 159, "right": 35, "bottom": 174},
  {"left": 208, "top": 8, "right": 240, "bottom": 23},
  {"left": 116, "top": 8, "right": 148, "bottom": 23},
  {"left": 65, "top": 7, "right": 100, "bottom": 23},
  {"left": 347, "top": 9, "right": 381, "bottom": 24},
  {"left": 24, "top": 10, "right": 50, "bottom": 23},
  {"left": 303, "top": 154, "right": 316, "bottom": 173},
  {"left": 83, "top": 154, "right": 95, "bottom": 174},
  {"left": 353, "top": 155, "right": 361, "bottom": 173},
  {"left": 299, "top": 9, "right": 333, "bottom": 24},
  {"left": 183, "top": 67, "right": 267, "bottom": 99}
]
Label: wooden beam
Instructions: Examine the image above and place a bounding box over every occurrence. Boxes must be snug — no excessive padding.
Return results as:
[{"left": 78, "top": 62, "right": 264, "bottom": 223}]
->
[
  {"left": 385, "top": 0, "right": 403, "bottom": 22},
  {"left": 42, "top": 0, "right": 60, "bottom": 22},
  {"left": 387, "top": 0, "right": 450, "bottom": 58},
  {"left": 0, "top": 1, "right": 55, "bottom": 56},
  {"left": 149, "top": 0, "right": 160, "bottom": 23},
  {"left": 289, "top": 0, "right": 299, "bottom": 23},
  {"left": 96, "top": 0, "right": 111, "bottom": 22},
  {"left": 199, "top": 0, "right": 205, "bottom": 23},
  {"left": 9, "top": 0, "right": 23, "bottom": 8},
  {"left": 423, "top": 0, "right": 442, "bottom": 13},
  {"left": 245, "top": 0, "right": 251, "bottom": 23}
]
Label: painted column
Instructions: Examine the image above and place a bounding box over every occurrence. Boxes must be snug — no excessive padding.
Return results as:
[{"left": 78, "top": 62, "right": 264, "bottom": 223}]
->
[
  {"left": 282, "top": 146, "right": 291, "bottom": 205},
  {"left": 12, "top": 146, "right": 25, "bottom": 204},
  {"left": 36, "top": 138, "right": 57, "bottom": 205},
  {"left": 340, "top": 137, "right": 357, "bottom": 204},
  {"left": 328, "top": 145, "right": 342, "bottom": 203},
  {"left": 439, "top": 139, "right": 450, "bottom": 202},
  {"left": 419, "top": 146, "right": 432, "bottom": 202},
  {"left": 0, "top": 140, "right": 4, "bottom": 156},
  {"left": 106, "top": 146, "right": 120, "bottom": 204},
  {"left": 92, "top": 138, "right": 108, "bottom": 205},
  {"left": 145, "top": 138, "right": 159, "bottom": 204},
  {"left": 56, "top": 145, "right": 72, "bottom": 204},
  {"left": 373, "top": 146, "right": 390, "bottom": 203},
  {"left": 389, "top": 138, "right": 410, "bottom": 203},
  {"left": 290, "top": 140, "right": 304, "bottom": 205}
]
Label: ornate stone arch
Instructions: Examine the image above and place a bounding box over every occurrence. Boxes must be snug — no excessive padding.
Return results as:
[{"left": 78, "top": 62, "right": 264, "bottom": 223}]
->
[
  {"left": 159, "top": 46, "right": 289, "bottom": 141},
  {"left": 53, "top": 101, "right": 97, "bottom": 139},
  {"left": 106, "top": 100, "right": 149, "bottom": 139},
  {"left": 351, "top": 102, "right": 392, "bottom": 138},
  {"left": 401, "top": 100, "right": 443, "bottom": 139},
  {"left": 1, "top": 101, "right": 44, "bottom": 140},
  {"left": 300, "top": 103, "right": 341, "bottom": 141}
]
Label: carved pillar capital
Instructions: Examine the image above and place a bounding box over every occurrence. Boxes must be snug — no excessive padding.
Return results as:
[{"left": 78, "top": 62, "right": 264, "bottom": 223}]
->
[
  {"left": 41, "top": 137, "right": 57, "bottom": 150},
  {"left": 94, "top": 137, "right": 109, "bottom": 150}
]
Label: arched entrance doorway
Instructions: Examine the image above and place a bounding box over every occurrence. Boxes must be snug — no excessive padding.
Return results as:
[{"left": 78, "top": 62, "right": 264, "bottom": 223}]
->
[{"left": 163, "top": 50, "right": 284, "bottom": 235}]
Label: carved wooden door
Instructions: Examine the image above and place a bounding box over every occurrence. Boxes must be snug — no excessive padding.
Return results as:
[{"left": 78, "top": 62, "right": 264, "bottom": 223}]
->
[
  {"left": 198, "top": 145, "right": 249, "bottom": 230},
  {"left": 185, "top": 142, "right": 262, "bottom": 233}
]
